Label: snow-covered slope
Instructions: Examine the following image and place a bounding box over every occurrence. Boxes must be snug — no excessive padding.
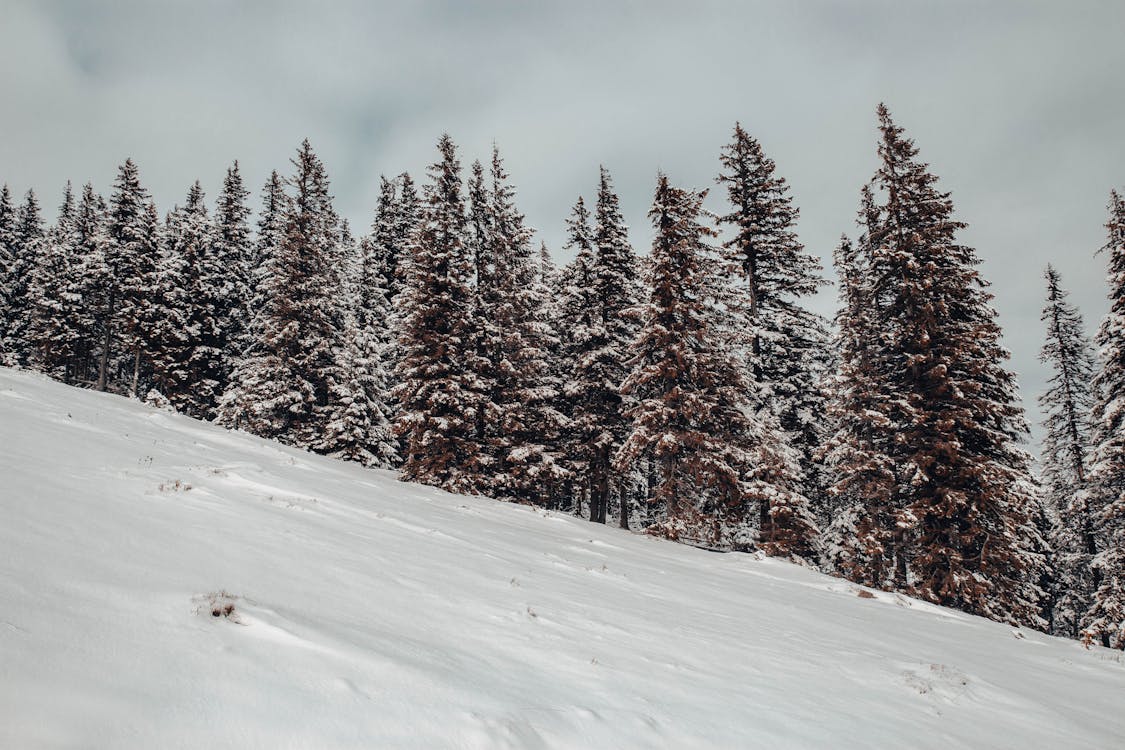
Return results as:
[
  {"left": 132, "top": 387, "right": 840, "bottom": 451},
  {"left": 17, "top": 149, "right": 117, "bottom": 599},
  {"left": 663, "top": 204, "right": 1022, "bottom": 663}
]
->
[{"left": 1, "top": 368, "right": 1123, "bottom": 750}]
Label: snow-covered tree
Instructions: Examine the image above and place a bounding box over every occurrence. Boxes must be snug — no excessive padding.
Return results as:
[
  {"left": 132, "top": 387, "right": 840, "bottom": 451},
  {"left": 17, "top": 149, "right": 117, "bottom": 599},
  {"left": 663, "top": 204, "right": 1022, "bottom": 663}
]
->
[
  {"left": 858, "top": 105, "right": 1046, "bottom": 626},
  {"left": 393, "top": 135, "right": 487, "bottom": 493},
  {"left": 220, "top": 140, "right": 341, "bottom": 445},
  {"left": 25, "top": 184, "right": 81, "bottom": 378},
  {"left": 564, "top": 167, "right": 642, "bottom": 525},
  {"left": 102, "top": 159, "right": 160, "bottom": 395},
  {"left": 151, "top": 182, "right": 223, "bottom": 417},
  {"left": 1037, "top": 265, "right": 1098, "bottom": 636},
  {"left": 1083, "top": 189, "right": 1125, "bottom": 649},
  {"left": 2, "top": 190, "right": 46, "bottom": 367},
  {"left": 617, "top": 174, "right": 786, "bottom": 550},
  {"left": 478, "top": 147, "right": 567, "bottom": 504},
  {"left": 716, "top": 123, "right": 830, "bottom": 513},
  {"left": 213, "top": 161, "right": 253, "bottom": 368},
  {"left": 824, "top": 200, "right": 901, "bottom": 586}
]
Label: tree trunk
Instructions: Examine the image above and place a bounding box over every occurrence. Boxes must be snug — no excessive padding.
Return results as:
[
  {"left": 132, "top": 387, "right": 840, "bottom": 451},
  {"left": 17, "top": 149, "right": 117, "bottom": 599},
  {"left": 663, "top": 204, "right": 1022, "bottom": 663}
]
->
[
  {"left": 617, "top": 478, "right": 629, "bottom": 530},
  {"left": 132, "top": 348, "right": 142, "bottom": 397},
  {"left": 97, "top": 320, "right": 112, "bottom": 392}
]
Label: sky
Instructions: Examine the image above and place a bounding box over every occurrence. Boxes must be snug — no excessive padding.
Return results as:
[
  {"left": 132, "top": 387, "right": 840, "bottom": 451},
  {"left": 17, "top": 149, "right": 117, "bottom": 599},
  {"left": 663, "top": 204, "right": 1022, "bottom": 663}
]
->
[{"left": 1, "top": 0, "right": 1123, "bottom": 447}]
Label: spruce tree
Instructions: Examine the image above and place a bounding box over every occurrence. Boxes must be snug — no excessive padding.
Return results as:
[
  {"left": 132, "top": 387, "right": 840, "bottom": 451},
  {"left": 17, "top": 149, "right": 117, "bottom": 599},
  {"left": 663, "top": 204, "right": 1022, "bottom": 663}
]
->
[
  {"left": 1038, "top": 265, "right": 1098, "bottom": 637},
  {"left": 2, "top": 190, "right": 45, "bottom": 367},
  {"left": 0, "top": 185, "right": 15, "bottom": 332},
  {"left": 152, "top": 182, "right": 223, "bottom": 416},
  {"left": 1083, "top": 189, "right": 1125, "bottom": 649},
  {"left": 572, "top": 167, "right": 641, "bottom": 524},
  {"left": 824, "top": 197, "right": 901, "bottom": 586},
  {"left": 213, "top": 161, "right": 253, "bottom": 369},
  {"left": 616, "top": 175, "right": 770, "bottom": 549},
  {"left": 716, "top": 123, "right": 830, "bottom": 515},
  {"left": 71, "top": 184, "right": 109, "bottom": 384},
  {"left": 221, "top": 141, "right": 341, "bottom": 446},
  {"left": 103, "top": 160, "right": 160, "bottom": 394},
  {"left": 480, "top": 147, "right": 567, "bottom": 504},
  {"left": 556, "top": 196, "right": 600, "bottom": 516},
  {"left": 392, "top": 135, "right": 487, "bottom": 493},
  {"left": 858, "top": 105, "right": 1046, "bottom": 626},
  {"left": 26, "top": 183, "right": 80, "bottom": 378}
]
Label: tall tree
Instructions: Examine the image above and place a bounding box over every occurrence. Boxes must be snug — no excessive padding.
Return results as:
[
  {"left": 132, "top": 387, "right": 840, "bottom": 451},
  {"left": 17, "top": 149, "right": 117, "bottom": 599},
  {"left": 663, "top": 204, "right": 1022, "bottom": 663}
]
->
[
  {"left": 1083, "top": 189, "right": 1125, "bottom": 649},
  {"left": 571, "top": 167, "right": 641, "bottom": 525},
  {"left": 103, "top": 159, "right": 160, "bottom": 395},
  {"left": 71, "top": 184, "right": 109, "bottom": 384},
  {"left": 479, "top": 147, "right": 567, "bottom": 504},
  {"left": 1, "top": 190, "right": 45, "bottom": 366},
  {"left": 152, "top": 182, "right": 224, "bottom": 417},
  {"left": 716, "top": 123, "right": 830, "bottom": 514},
  {"left": 855, "top": 105, "right": 1046, "bottom": 626},
  {"left": 25, "top": 183, "right": 80, "bottom": 378},
  {"left": 213, "top": 161, "right": 253, "bottom": 369},
  {"left": 823, "top": 197, "right": 901, "bottom": 585},
  {"left": 617, "top": 175, "right": 787, "bottom": 550},
  {"left": 392, "top": 134, "right": 487, "bottom": 493},
  {"left": 220, "top": 141, "right": 343, "bottom": 446},
  {"left": 1037, "top": 265, "right": 1098, "bottom": 636}
]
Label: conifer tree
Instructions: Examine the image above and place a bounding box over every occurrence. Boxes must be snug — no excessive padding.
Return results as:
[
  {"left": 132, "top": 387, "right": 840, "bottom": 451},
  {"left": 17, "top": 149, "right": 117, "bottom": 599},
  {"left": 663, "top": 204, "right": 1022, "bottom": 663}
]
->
[
  {"left": 26, "top": 183, "right": 80, "bottom": 378},
  {"left": 854, "top": 105, "right": 1046, "bottom": 625},
  {"left": 1083, "top": 190, "right": 1125, "bottom": 649},
  {"left": 314, "top": 222, "right": 398, "bottom": 468},
  {"left": 393, "top": 135, "right": 487, "bottom": 493},
  {"left": 2, "top": 190, "right": 45, "bottom": 366},
  {"left": 71, "top": 184, "right": 109, "bottom": 384},
  {"left": 1037, "top": 265, "right": 1098, "bottom": 636},
  {"left": 221, "top": 141, "right": 342, "bottom": 445},
  {"left": 716, "top": 123, "right": 830, "bottom": 513},
  {"left": 102, "top": 159, "right": 160, "bottom": 394},
  {"left": 556, "top": 196, "right": 600, "bottom": 515},
  {"left": 617, "top": 175, "right": 776, "bottom": 549},
  {"left": 824, "top": 199, "right": 901, "bottom": 585},
  {"left": 0, "top": 185, "right": 15, "bottom": 331},
  {"left": 151, "top": 182, "right": 224, "bottom": 416},
  {"left": 213, "top": 161, "right": 253, "bottom": 368},
  {"left": 480, "top": 147, "right": 567, "bottom": 503},
  {"left": 367, "top": 175, "right": 408, "bottom": 304},
  {"left": 570, "top": 167, "right": 642, "bottom": 524}
]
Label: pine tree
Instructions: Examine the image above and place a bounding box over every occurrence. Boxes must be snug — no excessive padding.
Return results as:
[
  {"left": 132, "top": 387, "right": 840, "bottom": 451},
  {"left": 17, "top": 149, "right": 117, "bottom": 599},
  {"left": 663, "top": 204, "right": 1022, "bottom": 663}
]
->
[
  {"left": 367, "top": 176, "right": 406, "bottom": 304},
  {"left": 103, "top": 159, "right": 160, "bottom": 395},
  {"left": 151, "top": 182, "right": 224, "bottom": 417},
  {"left": 824, "top": 199, "right": 901, "bottom": 586},
  {"left": 858, "top": 105, "right": 1046, "bottom": 626},
  {"left": 1038, "top": 265, "right": 1098, "bottom": 637},
  {"left": 71, "top": 184, "right": 109, "bottom": 384},
  {"left": 213, "top": 161, "right": 253, "bottom": 370},
  {"left": 0, "top": 185, "right": 15, "bottom": 333},
  {"left": 2, "top": 190, "right": 46, "bottom": 366},
  {"left": 716, "top": 123, "right": 830, "bottom": 518},
  {"left": 479, "top": 147, "right": 567, "bottom": 503},
  {"left": 1083, "top": 189, "right": 1125, "bottom": 649},
  {"left": 26, "top": 183, "right": 81, "bottom": 378},
  {"left": 556, "top": 196, "right": 600, "bottom": 516},
  {"left": 571, "top": 167, "right": 642, "bottom": 525},
  {"left": 617, "top": 174, "right": 770, "bottom": 549},
  {"left": 314, "top": 220, "right": 399, "bottom": 468},
  {"left": 221, "top": 141, "right": 341, "bottom": 446},
  {"left": 392, "top": 135, "right": 487, "bottom": 493}
]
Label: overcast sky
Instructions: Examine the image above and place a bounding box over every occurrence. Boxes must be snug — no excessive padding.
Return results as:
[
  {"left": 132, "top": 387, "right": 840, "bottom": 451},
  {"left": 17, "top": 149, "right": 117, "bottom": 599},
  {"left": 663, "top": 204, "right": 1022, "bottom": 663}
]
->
[{"left": 2, "top": 0, "right": 1123, "bottom": 448}]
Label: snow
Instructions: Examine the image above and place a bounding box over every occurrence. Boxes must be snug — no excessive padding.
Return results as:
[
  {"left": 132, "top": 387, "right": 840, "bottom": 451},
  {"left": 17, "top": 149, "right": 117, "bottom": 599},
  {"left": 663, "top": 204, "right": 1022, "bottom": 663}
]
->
[{"left": 1, "top": 367, "right": 1123, "bottom": 749}]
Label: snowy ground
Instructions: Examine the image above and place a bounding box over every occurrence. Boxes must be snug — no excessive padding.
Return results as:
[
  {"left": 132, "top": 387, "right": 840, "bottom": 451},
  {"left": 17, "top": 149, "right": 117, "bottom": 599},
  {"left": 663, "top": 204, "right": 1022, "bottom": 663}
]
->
[{"left": 1, "top": 368, "right": 1123, "bottom": 749}]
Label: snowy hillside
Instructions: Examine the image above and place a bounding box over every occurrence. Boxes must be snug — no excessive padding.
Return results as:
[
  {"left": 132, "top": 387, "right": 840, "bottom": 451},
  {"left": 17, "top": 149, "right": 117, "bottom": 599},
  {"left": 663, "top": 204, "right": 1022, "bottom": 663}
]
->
[{"left": 1, "top": 367, "right": 1123, "bottom": 750}]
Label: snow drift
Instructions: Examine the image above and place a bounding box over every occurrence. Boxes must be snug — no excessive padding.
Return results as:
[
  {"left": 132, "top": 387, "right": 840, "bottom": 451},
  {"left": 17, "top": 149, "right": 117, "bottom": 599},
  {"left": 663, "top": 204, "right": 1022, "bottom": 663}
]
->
[{"left": 1, "top": 367, "right": 1122, "bottom": 749}]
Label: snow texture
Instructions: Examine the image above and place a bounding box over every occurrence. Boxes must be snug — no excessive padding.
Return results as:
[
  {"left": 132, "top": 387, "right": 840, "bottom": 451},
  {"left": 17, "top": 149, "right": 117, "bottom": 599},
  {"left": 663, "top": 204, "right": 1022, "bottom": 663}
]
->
[{"left": 0, "top": 366, "right": 1123, "bottom": 749}]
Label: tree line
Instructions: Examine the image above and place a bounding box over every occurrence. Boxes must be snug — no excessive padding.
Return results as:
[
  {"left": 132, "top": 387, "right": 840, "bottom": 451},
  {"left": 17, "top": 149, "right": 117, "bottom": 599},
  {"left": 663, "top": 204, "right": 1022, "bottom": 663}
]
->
[{"left": 0, "top": 105, "right": 1122, "bottom": 649}]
